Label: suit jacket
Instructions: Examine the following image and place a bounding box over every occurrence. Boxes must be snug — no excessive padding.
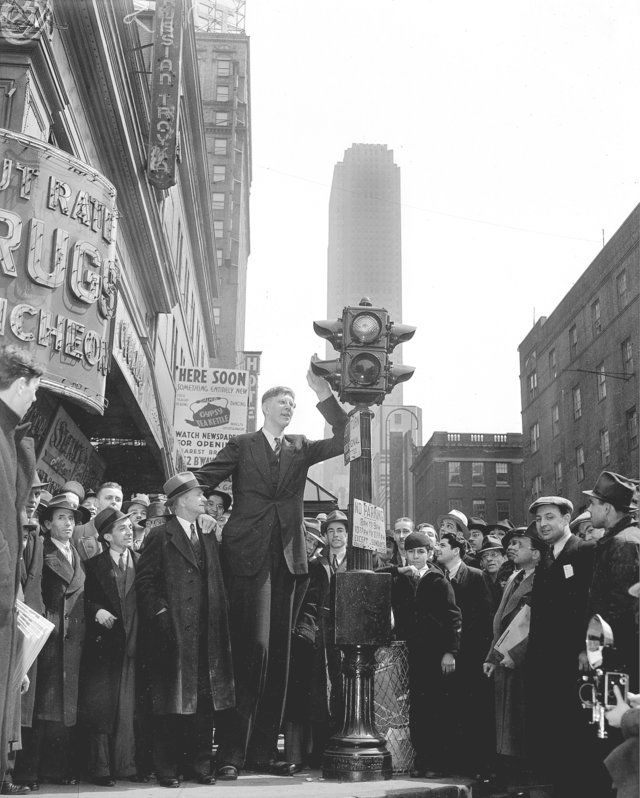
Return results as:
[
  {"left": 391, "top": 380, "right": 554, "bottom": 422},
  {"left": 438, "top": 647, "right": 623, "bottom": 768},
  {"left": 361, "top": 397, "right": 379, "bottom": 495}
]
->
[
  {"left": 135, "top": 516, "right": 235, "bottom": 714},
  {"left": 195, "top": 395, "right": 348, "bottom": 577},
  {"left": 36, "top": 539, "right": 85, "bottom": 726},
  {"left": 20, "top": 528, "right": 44, "bottom": 727},
  {"left": 72, "top": 518, "right": 103, "bottom": 562},
  {"left": 450, "top": 560, "right": 494, "bottom": 670},
  {"left": 79, "top": 548, "right": 138, "bottom": 732}
]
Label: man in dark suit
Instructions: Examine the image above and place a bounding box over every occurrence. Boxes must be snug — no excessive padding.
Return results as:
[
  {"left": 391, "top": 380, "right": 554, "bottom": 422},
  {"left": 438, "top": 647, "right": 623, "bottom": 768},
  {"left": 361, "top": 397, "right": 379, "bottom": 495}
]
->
[
  {"left": 195, "top": 368, "right": 348, "bottom": 779},
  {"left": 79, "top": 507, "right": 140, "bottom": 785},
  {"left": 72, "top": 482, "right": 123, "bottom": 562},
  {"left": 136, "top": 472, "right": 234, "bottom": 788},
  {"left": 436, "top": 531, "right": 494, "bottom": 778},
  {"left": 525, "top": 496, "right": 596, "bottom": 798}
]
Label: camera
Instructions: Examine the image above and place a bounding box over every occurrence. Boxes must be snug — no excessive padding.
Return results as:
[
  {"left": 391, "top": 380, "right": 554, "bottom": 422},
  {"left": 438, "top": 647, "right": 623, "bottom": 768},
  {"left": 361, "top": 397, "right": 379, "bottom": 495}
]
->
[{"left": 579, "top": 614, "right": 629, "bottom": 739}]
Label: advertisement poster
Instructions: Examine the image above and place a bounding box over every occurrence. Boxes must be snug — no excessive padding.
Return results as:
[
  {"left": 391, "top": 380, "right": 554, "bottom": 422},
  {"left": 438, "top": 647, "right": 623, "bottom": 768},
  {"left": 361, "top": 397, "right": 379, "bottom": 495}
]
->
[{"left": 174, "top": 366, "right": 249, "bottom": 468}]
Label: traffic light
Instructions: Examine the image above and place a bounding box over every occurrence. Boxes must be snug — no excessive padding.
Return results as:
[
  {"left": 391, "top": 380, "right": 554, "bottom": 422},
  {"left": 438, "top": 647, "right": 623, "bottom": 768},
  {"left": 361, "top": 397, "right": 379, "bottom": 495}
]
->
[{"left": 311, "top": 298, "right": 416, "bottom": 406}]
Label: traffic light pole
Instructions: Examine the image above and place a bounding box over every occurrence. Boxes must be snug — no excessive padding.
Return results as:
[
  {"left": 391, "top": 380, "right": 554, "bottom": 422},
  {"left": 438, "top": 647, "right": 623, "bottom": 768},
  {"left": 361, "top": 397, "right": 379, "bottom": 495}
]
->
[{"left": 322, "top": 405, "right": 392, "bottom": 782}]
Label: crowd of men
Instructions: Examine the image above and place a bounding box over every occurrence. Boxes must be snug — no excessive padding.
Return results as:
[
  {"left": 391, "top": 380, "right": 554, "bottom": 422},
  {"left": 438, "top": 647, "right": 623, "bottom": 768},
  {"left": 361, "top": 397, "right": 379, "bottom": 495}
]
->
[{"left": 0, "top": 342, "right": 638, "bottom": 798}]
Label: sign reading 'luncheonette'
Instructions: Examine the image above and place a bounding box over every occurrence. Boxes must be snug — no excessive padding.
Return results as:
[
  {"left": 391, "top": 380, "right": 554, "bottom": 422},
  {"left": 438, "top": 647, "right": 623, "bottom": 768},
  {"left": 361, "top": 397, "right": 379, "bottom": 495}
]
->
[
  {"left": 0, "top": 130, "right": 119, "bottom": 413},
  {"left": 148, "top": 0, "right": 184, "bottom": 189}
]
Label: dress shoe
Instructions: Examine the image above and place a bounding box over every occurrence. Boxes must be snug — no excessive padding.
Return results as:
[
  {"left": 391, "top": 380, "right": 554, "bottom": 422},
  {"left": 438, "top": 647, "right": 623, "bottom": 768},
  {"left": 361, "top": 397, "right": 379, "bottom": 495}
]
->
[
  {"left": 215, "top": 765, "right": 238, "bottom": 780},
  {"left": 0, "top": 784, "right": 31, "bottom": 795},
  {"left": 194, "top": 774, "right": 216, "bottom": 785},
  {"left": 54, "top": 778, "right": 79, "bottom": 786},
  {"left": 91, "top": 777, "right": 116, "bottom": 787},
  {"left": 12, "top": 784, "right": 37, "bottom": 793},
  {"left": 157, "top": 778, "right": 180, "bottom": 788},
  {"left": 128, "top": 775, "right": 151, "bottom": 783},
  {"left": 249, "top": 760, "right": 297, "bottom": 777}
]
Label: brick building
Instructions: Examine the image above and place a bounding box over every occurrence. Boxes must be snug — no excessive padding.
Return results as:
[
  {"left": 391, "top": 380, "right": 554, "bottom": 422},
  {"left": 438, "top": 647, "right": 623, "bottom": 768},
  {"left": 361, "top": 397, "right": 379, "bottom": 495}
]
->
[
  {"left": 412, "top": 432, "right": 525, "bottom": 527},
  {"left": 518, "top": 204, "right": 639, "bottom": 512}
]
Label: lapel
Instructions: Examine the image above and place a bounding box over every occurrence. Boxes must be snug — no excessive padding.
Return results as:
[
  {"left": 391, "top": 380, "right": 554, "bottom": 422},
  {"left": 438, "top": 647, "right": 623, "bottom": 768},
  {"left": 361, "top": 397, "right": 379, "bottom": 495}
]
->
[
  {"left": 454, "top": 560, "right": 468, "bottom": 587},
  {"left": 501, "top": 570, "right": 534, "bottom": 619},
  {"left": 93, "top": 550, "right": 122, "bottom": 612},
  {"left": 250, "top": 431, "right": 272, "bottom": 484},
  {"left": 43, "top": 538, "right": 74, "bottom": 585},
  {"left": 166, "top": 516, "right": 199, "bottom": 569},
  {"left": 556, "top": 533, "right": 579, "bottom": 565},
  {"left": 276, "top": 436, "right": 296, "bottom": 490},
  {"left": 67, "top": 547, "right": 85, "bottom": 594},
  {"left": 125, "top": 550, "right": 138, "bottom": 595}
]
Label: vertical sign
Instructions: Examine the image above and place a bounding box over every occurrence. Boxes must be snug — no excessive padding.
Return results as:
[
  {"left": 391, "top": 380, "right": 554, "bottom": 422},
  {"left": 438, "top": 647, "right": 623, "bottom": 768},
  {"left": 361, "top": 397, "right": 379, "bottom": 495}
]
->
[
  {"left": 148, "top": 0, "right": 183, "bottom": 189},
  {"left": 352, "top": 499, "right": 386, "bottom": 554},
  {"left": 242, "top": 350, "right": 261, "bottom": 433},
  {"left": 344, "top": 411, "right": 362, "bottom": 464}
]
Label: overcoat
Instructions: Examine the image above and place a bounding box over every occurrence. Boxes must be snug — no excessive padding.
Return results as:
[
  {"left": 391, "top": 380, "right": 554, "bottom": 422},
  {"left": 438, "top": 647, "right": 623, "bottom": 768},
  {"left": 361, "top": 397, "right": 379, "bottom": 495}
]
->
[
  {"left": 135, "top": 516, "right": 235, "bottom": 714},
  {"left": 0, "top": 399, "right": 35, "bottom": 769},
  {"left": 72, "top": 518, "right": 102, "bottom": 562},
  {"left": 485, "top": 568, "right": 535, "bottom": 757},
  {"left": 35, "top": 539, "right": 85, "bottom": 726},
  {"left": 79, "top": 549, "right": 139, "bottom": 733},
  {"left": 195, "top": 396, "right": 348, "bottom": 577},
  {"left": 20, "top": 527, "right": 44, "bottom": 727}
]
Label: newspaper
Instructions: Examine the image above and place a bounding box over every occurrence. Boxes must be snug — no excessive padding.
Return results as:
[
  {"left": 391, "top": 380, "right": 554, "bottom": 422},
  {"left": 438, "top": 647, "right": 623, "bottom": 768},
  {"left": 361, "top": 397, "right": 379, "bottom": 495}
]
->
[
  {"left": 494, "top": 603, "right": 530, "bottom": 657},
  {"left": 11, "top": 600, "right": 54, "bottom": 696}
]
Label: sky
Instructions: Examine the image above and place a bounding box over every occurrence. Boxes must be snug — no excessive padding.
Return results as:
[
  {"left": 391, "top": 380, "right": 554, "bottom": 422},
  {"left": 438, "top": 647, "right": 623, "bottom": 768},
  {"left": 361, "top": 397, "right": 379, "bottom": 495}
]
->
[{"left": 241, "top": 0, "right": 640, "bottom": 441}]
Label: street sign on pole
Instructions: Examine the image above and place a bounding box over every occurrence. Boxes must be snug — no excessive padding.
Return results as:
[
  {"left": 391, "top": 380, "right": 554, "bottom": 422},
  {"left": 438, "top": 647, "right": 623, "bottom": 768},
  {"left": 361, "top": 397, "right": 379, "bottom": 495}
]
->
[
  {"left": 344, "top": 410, "right": 362, "bottom": 464},
  {"left": 352, "top": 498, "right": 386, "bottom": 554}
]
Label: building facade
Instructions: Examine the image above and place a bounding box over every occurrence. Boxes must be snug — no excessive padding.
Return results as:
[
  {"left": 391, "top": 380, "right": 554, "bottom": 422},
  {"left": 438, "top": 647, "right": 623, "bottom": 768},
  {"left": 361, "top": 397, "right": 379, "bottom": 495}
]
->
[
  {"left": 0, "top": 0, "right": 221, "bottom": 495},
  {"left": 196, "top": 8, "right": 251, "bottom": 368},
  {"left": 412, "top": 431, "right": 525, "bottom": 527},
  {"left": 518, "top": 205, "right": 639, "bottom": 512}
]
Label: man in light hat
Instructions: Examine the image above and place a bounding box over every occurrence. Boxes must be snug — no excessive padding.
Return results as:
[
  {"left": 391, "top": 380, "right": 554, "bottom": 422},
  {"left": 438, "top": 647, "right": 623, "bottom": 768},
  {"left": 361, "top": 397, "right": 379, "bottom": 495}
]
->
[
  {"left": 583, "top": 470, "right": 640, "bottom": 691},
  {"left": 73, "top": 482, "right": 124, "bottom": 562},
  {"left": 437, "top": 508, "right": 470, "bottom": 540},
  {"left": 194, "top": 366, "right": 347, "bottom": 778},
  {"left": 136, "top": 472, "right": 234, "bottom": 788},
  {"left": 525, "top": 495, "right": 597, "bottom": 798},
  {"left": 79, "top": 507, "right": 139, "bottom": 786}
]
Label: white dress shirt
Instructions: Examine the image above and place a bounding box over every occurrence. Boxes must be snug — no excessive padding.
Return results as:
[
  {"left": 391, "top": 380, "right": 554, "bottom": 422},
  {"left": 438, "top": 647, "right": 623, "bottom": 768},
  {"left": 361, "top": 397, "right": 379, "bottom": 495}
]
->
[{"left": 51, "top": 537, "right": 73, "bottom": 565}]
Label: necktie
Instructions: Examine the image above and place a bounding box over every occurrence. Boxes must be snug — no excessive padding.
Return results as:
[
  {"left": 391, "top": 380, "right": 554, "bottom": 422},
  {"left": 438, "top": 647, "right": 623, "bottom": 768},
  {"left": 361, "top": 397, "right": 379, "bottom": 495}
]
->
[
  {"left": 511, "top": 569, "right": 525, "bottom": 589},
  {"left": 274, "top": 437, "right": 282, "bottom": 457},
  {"left": 190, "top": 523, "right": 197, "bottom": 543},
  {"left": 332, "top": 554, "right": 339, "bottom": 571},
  {"left": 118, "top": 551, "right": 126, "bottom": 573}
]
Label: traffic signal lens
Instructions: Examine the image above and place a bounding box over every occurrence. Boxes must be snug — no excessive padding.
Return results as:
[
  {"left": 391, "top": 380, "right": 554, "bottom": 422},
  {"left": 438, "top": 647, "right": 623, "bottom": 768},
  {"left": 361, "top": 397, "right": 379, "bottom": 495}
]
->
[
  {"left": 349, "top": 353, "right": 381, "bottom": 386},
  {"left": 350, "top": 312, "right": 383, "bottom": 344}
]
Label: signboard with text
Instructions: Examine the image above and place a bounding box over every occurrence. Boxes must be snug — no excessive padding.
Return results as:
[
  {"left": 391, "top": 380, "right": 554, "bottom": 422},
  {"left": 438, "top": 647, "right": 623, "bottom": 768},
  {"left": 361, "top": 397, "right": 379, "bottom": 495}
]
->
[
  {"left": 173, "top": 365, "right": 249, "bottom": 468},
  {"left": 344, "top": 411, "right": 362, "bottom": 464},
  {"left": 352, "top": 498, "right": 386, "bottom": 555}
]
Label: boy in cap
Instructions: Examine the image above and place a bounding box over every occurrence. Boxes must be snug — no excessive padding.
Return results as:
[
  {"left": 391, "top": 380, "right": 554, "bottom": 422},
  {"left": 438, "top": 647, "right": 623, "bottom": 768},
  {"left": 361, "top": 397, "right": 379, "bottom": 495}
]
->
[
  {"left": 394, "top": 530, "right": 460, "bottom": 778},
  {"left": 582, "top": 470, "right": 640, "bottom": 691}
]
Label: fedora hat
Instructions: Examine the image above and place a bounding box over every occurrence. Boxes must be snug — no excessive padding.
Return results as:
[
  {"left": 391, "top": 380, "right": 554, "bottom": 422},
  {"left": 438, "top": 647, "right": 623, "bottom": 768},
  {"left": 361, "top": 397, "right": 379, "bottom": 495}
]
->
[
  {"left": 478, "top": 534, "right": 505, "bottom": 556},
  {"left": 40, "top": 492, "right": 87, "bottom": 525},
  {"left": 468, "top": 517, "right": 488, "bottom": 533},
  {"left": 528, "top": 495, "right": 574, "bottom": 515},
  {"left": 583, "top": 470, "right": 638, "bottom": 512},
  {"left": 203, "top": 487, "right": 232, "bottom": 513},
  {"left": 508, "top": 522, "right": 547, "bottom": 552},
  {"left": 31, "top": 474, "right": 50, "bottom": 489},
  {"left": 122, "top": 493, "right": 151, "bottom": 513},
  {"left": 322, "top": 509, "right": 348, "bottom": 532},
  {"left": 304, "top": 517, "right": 325, "bottom": 546},
  {"left": 436, "top": 509, "right": 469, "bottom": 539},
  {"left": 38, "top": 489, "right": 52, "bottom": 509},
  {"left": 62, "top": 480, "right": 85, "bottom": 502},
  {"left": 95, "top": 507, "right": 135, "bottom": 544},
  {"left": 163, "top": 472, "right": 207, "bottom": 502}
]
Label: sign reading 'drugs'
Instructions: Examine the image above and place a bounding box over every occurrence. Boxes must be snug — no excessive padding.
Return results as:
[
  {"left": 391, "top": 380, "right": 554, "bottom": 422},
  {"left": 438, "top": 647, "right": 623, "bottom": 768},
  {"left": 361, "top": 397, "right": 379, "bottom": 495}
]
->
[
  {"left": 352, "top": 498, "right": 386, "bottom": 555},
  {"left": 0, "top": 130, "right": 119, "bottom": 414},
  {"left": 174, "top": 366, "right": 249, "bottom": 467}
]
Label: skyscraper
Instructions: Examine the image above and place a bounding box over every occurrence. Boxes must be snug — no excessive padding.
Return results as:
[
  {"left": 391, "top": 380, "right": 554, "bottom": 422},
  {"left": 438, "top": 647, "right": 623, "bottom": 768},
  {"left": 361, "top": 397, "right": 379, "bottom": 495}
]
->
[{"left": 319, "top": 144, "right": 421, "bottom": 515}]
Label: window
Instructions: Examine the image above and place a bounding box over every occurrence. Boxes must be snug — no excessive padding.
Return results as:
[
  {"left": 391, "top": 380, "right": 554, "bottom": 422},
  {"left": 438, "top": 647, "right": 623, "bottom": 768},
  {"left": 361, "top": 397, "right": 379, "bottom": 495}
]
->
[
  {"left": 576, "top": 445, "right": 585, "bottom": 483},
  {"left": 549, "top": 348, "right": 557, "bottom": 378},
  {"left": 213, "top": 307, "right": 221, "bottom": 326},
  {"left": 214, "top": 112, "right": 229, "bottom": 126},
  {"left": 213, "top": 220, "right": 224, "bottom": 238},
  {"left": 600, "top": 429, "right": 610, "bottom": 465},
  {"left": 572, "top": 385, "right": 582, "bottom": 420},
  {"left": 597, "top": 362, "right": 607, "bottom": 401},
  {"left": 496, "top": 463, "right": 509, "bottom": 484},
  {"left": 448, "top": 462, "right": 462, "bottom": 485},
  {"left": 215, "top": 85, "right": 230, "bottom": 102},
  {"left": 472, "top": 462, "right": 484, "bottom": 484},
  {"left": 569, "top": 325, "right": 578, "bottom": 357},
  {"left": 472, "top": 499, "right": 486, "bottom": 519},
  {"left": 627, "top": 407, "right": 638, "bottom": 449},
  {"left": 551, "top": 403, "right": 560, "bottom": 438},
  {"left": 214, "top": 138, "right": 227, "bottom": 156},
  {"left": 532, "top": 475, "right": 543, "bottom": 499},
  {"left": 591, "top": 298, "right": 602, "bottom": 336},
  {"left": 217, "top": 59, "right": 232, "bottom": 77},
  {"left": 554, "top": 460, "right": 563, "bottom": 492},
  {"left": 530, "top": 422, "right": 540, "bottom": 453},
  {"left": 617, "top": 270, "right": 629, "bottom": 308},
  {"left": 496, "top": 501, "right": 510, "bottom": 520},
  {"left": 216, "top": 248, "right": 223, "bottom": 264},
  {"left": 213, "top": 165, "right": 226, "bottom": 182},
  {"left": 622, "top": 338, "right": 634, "bottom": 376},
  {"left": 212, "top": 192, "right": 225, "bottom": 210},
  {"left": 448, "top": 498, "right": 464, "bottom": 512},
  {"left": 394, "top": 413, "right": 402, "bottom": 424},
  {"left": 528, "top": 370, "right": 537, "bottom": 399}
]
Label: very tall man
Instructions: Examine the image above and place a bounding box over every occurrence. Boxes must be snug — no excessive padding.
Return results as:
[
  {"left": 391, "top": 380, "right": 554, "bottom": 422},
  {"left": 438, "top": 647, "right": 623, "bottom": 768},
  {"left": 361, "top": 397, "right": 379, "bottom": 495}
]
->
[{"left": 196, "top": 365, "right": 348, "bottom": 778}]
